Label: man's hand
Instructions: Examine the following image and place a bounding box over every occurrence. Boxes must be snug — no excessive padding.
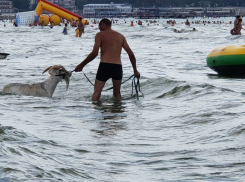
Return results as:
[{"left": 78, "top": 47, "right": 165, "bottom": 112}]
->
[
  {"left": 74, "top": 63, "right": 83, "bottom": 72},
  {"left": 134, "top": 70, "right": 140, "bottom": 78}
]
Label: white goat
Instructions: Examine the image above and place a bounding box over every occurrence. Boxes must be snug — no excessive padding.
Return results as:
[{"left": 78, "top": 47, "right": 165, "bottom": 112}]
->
[{"left": 2, "top": 65, "right": 71, "bottom": 97}]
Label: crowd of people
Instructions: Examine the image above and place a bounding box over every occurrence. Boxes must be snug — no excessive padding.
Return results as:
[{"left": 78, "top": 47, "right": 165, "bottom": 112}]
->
[{"left": 2, "top": 16, "right": 244, "bottom": 37}]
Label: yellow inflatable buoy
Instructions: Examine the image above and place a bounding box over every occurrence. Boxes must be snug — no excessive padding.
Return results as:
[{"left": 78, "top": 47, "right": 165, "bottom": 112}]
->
[
  {"left": 49, "top": 15, "right": 61, "bottom": 25},
  {"left": 38, "top": 14, "right": 49, "bottom": 26},
  {"left": 76, "top": 29, "right": 79, "bottom": 37},
  {"left": 207, "top": 45, "right": 245, "bottom": 76}
]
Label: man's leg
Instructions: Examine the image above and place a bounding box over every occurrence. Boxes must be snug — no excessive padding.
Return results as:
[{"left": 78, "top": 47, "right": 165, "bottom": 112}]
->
[
  {"left": 92, "top": 79, "right": 106, "bottom": 101},
  {"left": 112, "top": 79, "right": 122, "bottom": 101}
]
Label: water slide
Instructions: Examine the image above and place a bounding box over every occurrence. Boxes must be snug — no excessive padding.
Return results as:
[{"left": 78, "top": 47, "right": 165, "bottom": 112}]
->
[
  {"left": 36, "top": 0, "right": 82, "bottom": 24},
  {"left": 16, "top": 0, "right": 86, "bottom": 26}
]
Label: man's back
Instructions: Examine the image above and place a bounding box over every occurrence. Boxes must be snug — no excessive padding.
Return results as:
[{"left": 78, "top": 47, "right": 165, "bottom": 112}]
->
[
  {"left": 74, "top": 18, "right": 140, "bottom": 101},
  {"left": 98, "top": 30, "right": 124, "bottom": 65}
]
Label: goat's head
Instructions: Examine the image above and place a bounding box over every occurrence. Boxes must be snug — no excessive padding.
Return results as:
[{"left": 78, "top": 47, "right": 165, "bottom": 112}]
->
[{"left": 42, "top": 65, "right": 72, "bottom": 90}]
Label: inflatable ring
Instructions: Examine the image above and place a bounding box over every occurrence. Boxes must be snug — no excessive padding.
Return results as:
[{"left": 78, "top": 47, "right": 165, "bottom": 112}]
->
[{"left": 207, "top": 45, "right": 245, "bottom": 76}]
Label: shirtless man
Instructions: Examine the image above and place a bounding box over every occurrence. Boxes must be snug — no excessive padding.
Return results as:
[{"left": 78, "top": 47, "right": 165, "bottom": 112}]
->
[{"left": 75, "top": 18, "right": 140, "bottom": 101}]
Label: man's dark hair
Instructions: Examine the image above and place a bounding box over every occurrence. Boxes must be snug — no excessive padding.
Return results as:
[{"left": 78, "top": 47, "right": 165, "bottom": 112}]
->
[
  {"left": 99, "top": 18, "right": 112, "bottom": 26},
  {"left": 236, "top": 15, "right": 241, "bottom": 19}
]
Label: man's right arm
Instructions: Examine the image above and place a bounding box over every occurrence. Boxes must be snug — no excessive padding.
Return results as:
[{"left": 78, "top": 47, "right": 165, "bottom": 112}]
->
[
  {"left": 122, "top": 36, "right": 140, "bottom": 78},
  {"left": 75, "top": 33, "right": 101, "bottom": 72}
]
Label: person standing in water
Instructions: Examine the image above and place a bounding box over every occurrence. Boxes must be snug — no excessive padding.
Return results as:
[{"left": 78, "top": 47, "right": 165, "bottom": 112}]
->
[
  {"left": 235, "top": 18, "right": 243, "bottom": 35},
  {"left": 49, "top": 21, "right": 54, "bottom": 28},
  {"left": 77, "top": 17, "right": 84, "bottom": 37},
  {"left": 185, "top": 19, "right": 190, "bottom": 26},
  {"left": 62, "top": 23, "right": 68, "bottom": 35},
  {"left": 74, "top": 18, "right": 140, "bottom": 101},
  {"left": 231, "top": 15, "right": 241, "bottom": 35},
  {"left": 234, "top": 16, "right": 241, "bottom": 29}
]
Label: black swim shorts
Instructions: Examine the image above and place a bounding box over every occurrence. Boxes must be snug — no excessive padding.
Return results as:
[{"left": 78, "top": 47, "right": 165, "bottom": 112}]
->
[{"left": 96, "top": 62, "right": 123, "bottom": 82}]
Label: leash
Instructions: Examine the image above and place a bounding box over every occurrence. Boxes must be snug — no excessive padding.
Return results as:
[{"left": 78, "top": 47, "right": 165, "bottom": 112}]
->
[
  {"left": 71, "top": 70, "right": 143, "bottom": 100},
  {"left": 132, "top": 76, "right": 144, "bottom": 100}
]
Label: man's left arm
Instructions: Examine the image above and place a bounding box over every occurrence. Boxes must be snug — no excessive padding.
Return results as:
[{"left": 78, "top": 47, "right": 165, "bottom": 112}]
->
[{"left": 75, "top": 34, "right": 101, "bottom": 72}]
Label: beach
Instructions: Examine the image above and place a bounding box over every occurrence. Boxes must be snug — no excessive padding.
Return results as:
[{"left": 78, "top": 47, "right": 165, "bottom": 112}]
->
[{"left": 1, "top": 18, "right": 245, "bottom": 181}]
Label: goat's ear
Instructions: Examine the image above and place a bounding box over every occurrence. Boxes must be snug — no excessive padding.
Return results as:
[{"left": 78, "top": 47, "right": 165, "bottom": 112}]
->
[{"left": 42, "top": 66, "right": 51, "bottom": 74}]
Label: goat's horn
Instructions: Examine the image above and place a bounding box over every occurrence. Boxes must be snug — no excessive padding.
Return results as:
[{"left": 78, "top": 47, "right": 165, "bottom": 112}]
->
[{"left": 42, "top": 66, "right": 51, "bottom": 74}]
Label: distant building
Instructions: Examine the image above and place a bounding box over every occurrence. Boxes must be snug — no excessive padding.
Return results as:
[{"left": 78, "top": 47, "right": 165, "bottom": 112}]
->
[
  {"left": 159, "top": 7, "right": 204, "bottom": 18},
  {"left": 158, "top": 7, "right": 241, "bottom": 18},
  {"left": 83, "top": 3, "right": 132, "bottom": 17},
  {"left": 0, "top": 0, "right": 14, "bottom": 14},
  {"left": 136, "top": 8, "right": 159, "bottom": 17},
  {"left": 0, "top": 1, "right": 15, "bottom": 19},
  {"left": 29, "top": 0, "right": 78, "bottom": 12},
  {"left": 206, "top": 7, "right": 234, "bottom": 17}
]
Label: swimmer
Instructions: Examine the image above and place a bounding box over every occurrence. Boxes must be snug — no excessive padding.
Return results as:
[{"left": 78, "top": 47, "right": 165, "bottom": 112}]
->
[
  {"left": 234, "top": 16, "right": 241, "bottom": 29},
  {"left": 84, "top": 20, "right": 89, "bottom": 25},
  {"left": 13, "top": 21, "right": 17, "bottom": 27},
  {"left": 138, "top": 20, "right": 142, "bottom": 25},
  {"left": 75, "top": 18, "right": 140, "bottom": 101},
  {"left": 71, "top": 18, "right": 75, "bottom": 27},
  {"left": 230, "top": 16, "right": 241, "bottom": 35},
  {"left": 185, "top": 19, "right": 190, "bottom": 26},
  {"left": 173, "top": 29, "right": 180, "bottom": 33},
  {"left": 231, "top": 18, "right": 243, "bottom": 35},
  {"left": 77, "top": 17, "right": 84, "bottom": 37},
  {"left": 50, "top": 21, "right": 54, "bottom": 28},
  {"left": 62, "top": 23, "right": 68, "bottom": 35},
  {"left": 235, "top": 19, "right": 243, "bottom": 35},
  {"left": 33, "top": 20, "right": 37, "bottom": 26}
]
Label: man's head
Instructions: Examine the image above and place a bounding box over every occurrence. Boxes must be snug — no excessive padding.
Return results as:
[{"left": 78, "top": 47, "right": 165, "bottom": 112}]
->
[
  {"left": 78, "top": 17, "right": 82, "bottom": 22},
  {"left": 99, "top": 18, "right": 112, "bottom": 31},
  {"left": 236, "top": 15, "right": 241, "bottom": 19}
]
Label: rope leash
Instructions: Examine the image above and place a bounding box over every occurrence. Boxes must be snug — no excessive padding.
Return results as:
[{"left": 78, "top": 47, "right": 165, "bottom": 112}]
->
[
  {"left": 71, "top": 70, "right": 143, "bottom": 100},
  {"left": 132, "top": 76, "right": 144, "bottom": 100}
]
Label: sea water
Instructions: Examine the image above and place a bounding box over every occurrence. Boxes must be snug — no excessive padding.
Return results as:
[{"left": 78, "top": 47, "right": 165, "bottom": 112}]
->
[{"left": 1, "top": 18, "right": 245, "bottom": 182}]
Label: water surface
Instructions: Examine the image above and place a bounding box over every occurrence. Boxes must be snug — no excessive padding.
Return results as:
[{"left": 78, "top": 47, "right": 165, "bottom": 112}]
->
[{"left": 1, "top": 18, "right": 245, "bottom": 182}]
